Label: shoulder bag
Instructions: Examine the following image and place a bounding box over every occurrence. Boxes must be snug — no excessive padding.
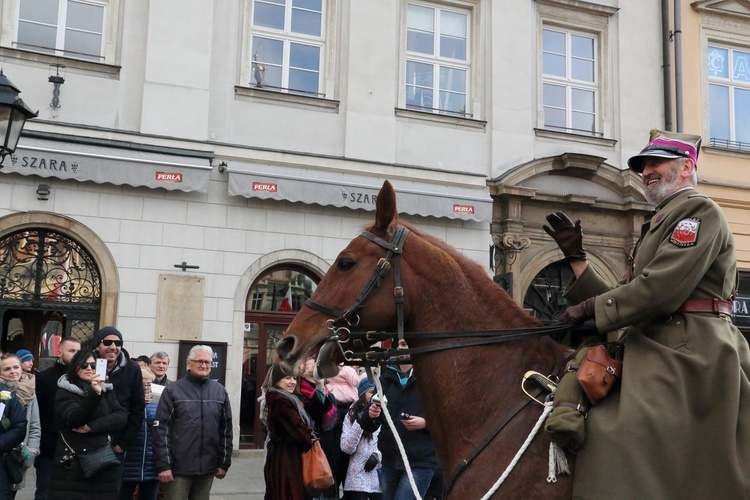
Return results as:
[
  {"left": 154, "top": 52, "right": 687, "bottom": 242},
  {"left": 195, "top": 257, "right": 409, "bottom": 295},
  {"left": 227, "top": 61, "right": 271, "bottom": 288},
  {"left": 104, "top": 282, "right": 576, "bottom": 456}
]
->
[
  {"left": 59, "top": 432, "right": 120, "bottom": 479},
  {"left": 301, "top": 437, "right": 334, "bottom": 495},
  {"left": 3, "top": 445, "right": 24, "bottom": 484}
]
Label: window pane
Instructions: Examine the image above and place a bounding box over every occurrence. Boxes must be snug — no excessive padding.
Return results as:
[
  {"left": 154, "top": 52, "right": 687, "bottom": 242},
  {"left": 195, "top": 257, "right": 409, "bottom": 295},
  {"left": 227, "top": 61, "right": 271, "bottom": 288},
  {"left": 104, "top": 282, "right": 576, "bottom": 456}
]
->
[
  {"left": 439, "top": 91, "right": 465, "bottom": 115},
  {"left": 709, "top": 84, "right": 730, "bottom": 140},
  {"left": 289, "top": 68, "right": 318, "bottom": 94},
  {"left": 407, "top": 4, "right": 434, "bottom": 31},
  {"left": 544, "top": 107, "right": 566, "bottom": 129},
  {"left": 64, "top": 29, "right": 101, "bottom": 58},
  {"left": 291, "top": 9, "right": 321, "bottom": 36},
  {"left": 735, "top": 87, "right": 750, "bottom": 143},
  {"left": 67, "top": 1, "right": 104, "bottom": 32},
  {"left": 407, "top": 30, "right": 433, "bottom": 55},
  {"left": 293, "top": 0, "right": 321, "bottom": 10},
  {"left": 406, "top": 60, "right": 434, "bottom": 88},
  {"left": 263, "top": 65, "right": 283, "bottom": 88},
  {"left": 571, "top": 35, "right": 593, "bottom": 60},
  {"left": 19, "top": 0, "right": 59, "bottom": 24},
  {"left": 543, "top": 83, "right": 565, "bottom": 108},
  {"left": 572, "top": 111, "right": 595, "bottom": 132},
  {"left": 571, "top": 58, "right": 594, "bottom": 82},
  {"left": 733, "top": 51, "right": 750, "bottom": 82},
  {"left": 252, "top": 37, "right": 283, "bottom": 65},
  {"left": 440, "top": 11, "right": 466, "bottom": 38},
  {"left": 572, "top": 88, "right": 594, "bottom": 113},
  {"left": 440, "top": 35, "right": 466, "bottom": 60},
  {"left": 542, "top": 29, "right": 565, "bottom": 55},
  {"left": 406, "top": 86, "right": 433, "bottom": 110},
  {"left": 290, "top": 43, "right": 320, "bottom": 71},
  {"left": 254, "top": 2, "right": 285, "bottom": 30},
  {"left": 708, "top": 46, "right": 729, "bottom": 78},
  {"left": 543, "top": 53, "right": 565, "bottom": 77},
  {"left": 17, "top": 22, "right": 57, "bottom": 51},
  {"left": 439, "top": 66, "right": 466, "bottom": 93}
]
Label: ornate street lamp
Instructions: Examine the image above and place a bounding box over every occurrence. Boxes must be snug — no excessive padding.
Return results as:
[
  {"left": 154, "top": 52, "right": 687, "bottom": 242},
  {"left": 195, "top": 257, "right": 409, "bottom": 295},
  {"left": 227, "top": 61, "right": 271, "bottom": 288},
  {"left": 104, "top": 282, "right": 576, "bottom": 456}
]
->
[{"left": 0, "top": 69, "right": 38, "bottom": 169}]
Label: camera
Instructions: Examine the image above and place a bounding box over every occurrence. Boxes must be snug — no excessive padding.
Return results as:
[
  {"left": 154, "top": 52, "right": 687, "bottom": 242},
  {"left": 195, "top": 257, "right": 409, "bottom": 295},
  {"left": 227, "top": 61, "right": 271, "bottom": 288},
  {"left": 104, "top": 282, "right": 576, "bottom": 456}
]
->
[
  {"left": 400, "top": 412, "right": 411, "bottom": 420},
  {"left": 371, "top": 393, "right": 387, "bottom": 407}
]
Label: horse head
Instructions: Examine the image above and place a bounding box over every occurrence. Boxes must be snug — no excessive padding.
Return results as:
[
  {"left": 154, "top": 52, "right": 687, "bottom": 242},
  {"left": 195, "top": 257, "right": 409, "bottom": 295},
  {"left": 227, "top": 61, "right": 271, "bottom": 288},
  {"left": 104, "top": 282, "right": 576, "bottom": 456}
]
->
[{"left": 278, "top": 180, "right": 406, "bottom": 378}]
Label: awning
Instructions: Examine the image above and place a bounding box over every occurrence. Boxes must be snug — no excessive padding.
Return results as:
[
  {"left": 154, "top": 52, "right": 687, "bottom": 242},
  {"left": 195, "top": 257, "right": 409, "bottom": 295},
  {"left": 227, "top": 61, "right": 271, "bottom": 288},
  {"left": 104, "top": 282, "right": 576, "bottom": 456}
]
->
[
  {"left": 0, "top": 137, "right": 212, "bottom": 193},
  {"left": 227, "top": 162, "right": 492, "bottom": 222}
]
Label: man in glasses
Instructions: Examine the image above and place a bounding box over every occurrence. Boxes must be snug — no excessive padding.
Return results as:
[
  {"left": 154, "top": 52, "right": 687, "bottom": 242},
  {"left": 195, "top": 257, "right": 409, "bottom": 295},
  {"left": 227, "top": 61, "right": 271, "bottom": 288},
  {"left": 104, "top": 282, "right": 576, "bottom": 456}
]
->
[
  {"left": 153, "top": 345, "right": 233, "bottom": 500},
  {"left": 92, "top": 326, "right": 145, "bottom": 493}
]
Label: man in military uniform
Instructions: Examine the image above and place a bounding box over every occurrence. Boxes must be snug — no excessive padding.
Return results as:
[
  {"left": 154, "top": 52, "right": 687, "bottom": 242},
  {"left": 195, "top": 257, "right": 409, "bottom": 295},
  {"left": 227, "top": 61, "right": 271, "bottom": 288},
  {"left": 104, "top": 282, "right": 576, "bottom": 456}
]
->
[{"left": 544, "top": 130, "right": 750, "bottom": 499}]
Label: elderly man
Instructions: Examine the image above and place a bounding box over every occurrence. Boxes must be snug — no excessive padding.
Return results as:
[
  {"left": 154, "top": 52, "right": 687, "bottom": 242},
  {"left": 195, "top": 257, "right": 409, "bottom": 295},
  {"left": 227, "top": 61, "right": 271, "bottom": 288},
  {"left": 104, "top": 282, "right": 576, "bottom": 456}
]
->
[
  {"left": 92, "top": 326, "right": 145, "bottom": 492},
  {"left": 34, "top": 337, "right": 80, "bottom": 500},
  {"left": 149, "top": 352, "right": 170, "bottom": 386},
  {"left": 545, "top": 130, "right": 750, "bottom": 499},
  {"left": 153, "top": 345, "right": 232, "bottom": 500}
]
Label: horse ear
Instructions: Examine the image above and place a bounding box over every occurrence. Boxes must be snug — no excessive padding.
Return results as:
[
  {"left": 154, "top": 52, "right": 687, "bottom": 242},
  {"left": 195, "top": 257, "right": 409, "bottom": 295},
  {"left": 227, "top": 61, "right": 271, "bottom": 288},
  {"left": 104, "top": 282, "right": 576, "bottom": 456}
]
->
[{"left": 374, "top": 180, "right": 398, "bottom": 234}]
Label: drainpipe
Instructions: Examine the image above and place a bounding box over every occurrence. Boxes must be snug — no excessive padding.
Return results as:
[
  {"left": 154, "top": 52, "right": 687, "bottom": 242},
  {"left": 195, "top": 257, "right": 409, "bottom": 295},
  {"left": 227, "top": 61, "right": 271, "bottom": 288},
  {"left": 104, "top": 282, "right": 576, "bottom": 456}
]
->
[
  {"left": 661, "top": 0, "right": 673, "bottom": 131},
  {"left": 674, "top": 0, "right": 684, "bottom": 132}
]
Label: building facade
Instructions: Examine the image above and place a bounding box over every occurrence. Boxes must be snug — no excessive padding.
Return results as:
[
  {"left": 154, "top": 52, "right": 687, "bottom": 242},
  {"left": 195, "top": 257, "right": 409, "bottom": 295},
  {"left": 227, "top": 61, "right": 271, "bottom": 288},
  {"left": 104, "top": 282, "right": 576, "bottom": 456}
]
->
[{"left": 0, "top": 0, "right": 673, "bottom": 449}]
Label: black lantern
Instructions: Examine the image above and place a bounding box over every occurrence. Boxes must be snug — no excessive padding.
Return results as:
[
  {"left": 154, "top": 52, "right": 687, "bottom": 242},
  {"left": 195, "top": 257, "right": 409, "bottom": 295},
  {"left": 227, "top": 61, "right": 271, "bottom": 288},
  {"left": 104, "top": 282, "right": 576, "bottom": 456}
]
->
[{"left": 0, "top": 69, "right": 38, "bottom": 168}]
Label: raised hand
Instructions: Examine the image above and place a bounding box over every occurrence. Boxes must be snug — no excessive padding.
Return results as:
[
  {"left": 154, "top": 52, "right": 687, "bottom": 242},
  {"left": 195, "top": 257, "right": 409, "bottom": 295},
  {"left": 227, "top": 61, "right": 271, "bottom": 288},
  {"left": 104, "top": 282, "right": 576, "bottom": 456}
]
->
[{"left": 543, "top": 212, "right": 587, "bottom": 261}]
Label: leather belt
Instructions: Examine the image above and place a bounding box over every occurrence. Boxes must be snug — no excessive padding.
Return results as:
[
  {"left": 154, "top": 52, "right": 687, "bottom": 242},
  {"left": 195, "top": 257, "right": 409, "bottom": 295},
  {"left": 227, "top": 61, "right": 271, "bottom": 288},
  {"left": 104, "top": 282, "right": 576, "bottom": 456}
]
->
[{"left": 676, "top": 298, "right": 733, "bottom": 316}]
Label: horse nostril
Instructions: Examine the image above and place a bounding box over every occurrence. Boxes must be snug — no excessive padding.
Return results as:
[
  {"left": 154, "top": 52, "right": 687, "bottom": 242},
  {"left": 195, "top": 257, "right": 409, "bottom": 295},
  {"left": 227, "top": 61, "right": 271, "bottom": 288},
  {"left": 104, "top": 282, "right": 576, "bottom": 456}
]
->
[{"left": 275, "top": 336, "right": 296, "bottom": 360}]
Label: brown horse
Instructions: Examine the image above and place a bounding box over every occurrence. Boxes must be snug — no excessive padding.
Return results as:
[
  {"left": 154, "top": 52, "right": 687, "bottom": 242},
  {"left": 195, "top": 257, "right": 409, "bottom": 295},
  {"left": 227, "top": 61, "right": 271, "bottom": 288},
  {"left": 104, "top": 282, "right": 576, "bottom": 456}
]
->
[{"left": 278, "top": 181, "right": 574, "bottom": 499}]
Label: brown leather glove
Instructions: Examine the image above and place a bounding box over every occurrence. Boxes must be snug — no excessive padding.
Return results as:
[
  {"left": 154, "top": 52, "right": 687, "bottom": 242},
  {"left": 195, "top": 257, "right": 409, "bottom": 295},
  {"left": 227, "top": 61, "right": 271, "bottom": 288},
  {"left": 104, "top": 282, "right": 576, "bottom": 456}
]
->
[
  {"left": 560, "top": 297, "right": 596, "bottom": 324},
  {"left": 543, "top": 212, "right": 587, "bottom": 261}
]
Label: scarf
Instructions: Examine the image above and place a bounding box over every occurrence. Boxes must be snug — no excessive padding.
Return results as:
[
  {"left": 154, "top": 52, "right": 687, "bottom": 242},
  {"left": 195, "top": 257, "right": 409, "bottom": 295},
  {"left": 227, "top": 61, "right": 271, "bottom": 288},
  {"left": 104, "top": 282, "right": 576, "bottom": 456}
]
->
[
  {"left": 1, "top": 372, "right": 35, "bottom": 406},
  {"left": 267, "top": 387, "right": 315, "bottom": 430},
  {"left": 299, "top": 378, "right": 339, "bottom": 431}
]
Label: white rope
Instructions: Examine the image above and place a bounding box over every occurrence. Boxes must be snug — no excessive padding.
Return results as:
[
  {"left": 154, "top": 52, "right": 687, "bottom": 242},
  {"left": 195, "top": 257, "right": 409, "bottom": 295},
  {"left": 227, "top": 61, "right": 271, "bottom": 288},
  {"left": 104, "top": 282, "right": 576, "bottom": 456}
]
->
[
  {"left": 479, "top": 399, "right": 555, "bottom": 500},
  {"left": 371, "top": 370, "right": 423, "bottom": 500}
]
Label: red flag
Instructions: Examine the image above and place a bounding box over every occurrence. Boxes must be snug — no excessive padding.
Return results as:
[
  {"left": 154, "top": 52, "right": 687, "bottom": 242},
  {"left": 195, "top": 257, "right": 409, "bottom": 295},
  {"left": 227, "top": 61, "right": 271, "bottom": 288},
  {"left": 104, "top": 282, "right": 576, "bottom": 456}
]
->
[{"left": 279, "top": 286, "right": 293, "bottom": 312}]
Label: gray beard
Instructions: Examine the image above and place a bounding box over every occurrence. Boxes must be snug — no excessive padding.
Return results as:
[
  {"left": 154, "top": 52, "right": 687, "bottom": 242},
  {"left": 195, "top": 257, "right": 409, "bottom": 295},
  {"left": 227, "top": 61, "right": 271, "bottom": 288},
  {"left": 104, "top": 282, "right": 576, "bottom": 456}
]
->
[{"left": 645, "top": 165, "right": 681, "bottom": 205}]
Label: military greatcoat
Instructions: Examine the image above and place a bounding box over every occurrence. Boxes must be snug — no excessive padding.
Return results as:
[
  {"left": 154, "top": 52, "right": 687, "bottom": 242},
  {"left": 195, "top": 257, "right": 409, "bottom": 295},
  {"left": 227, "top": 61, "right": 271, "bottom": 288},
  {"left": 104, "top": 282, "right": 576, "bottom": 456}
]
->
[{"left": 565, "top": 188, "right": 750, "bottom": 500}]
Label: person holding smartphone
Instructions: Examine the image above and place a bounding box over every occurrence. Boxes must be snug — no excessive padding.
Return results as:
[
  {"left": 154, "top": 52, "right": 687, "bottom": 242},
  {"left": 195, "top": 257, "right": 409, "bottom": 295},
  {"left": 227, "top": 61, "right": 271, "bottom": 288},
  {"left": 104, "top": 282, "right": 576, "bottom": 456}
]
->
[
  {"left": 48, "top": 349, "right": 127, "bottom": 500},
  {"left": 358, "top": 340, "right": 438, "bottom": 500}
]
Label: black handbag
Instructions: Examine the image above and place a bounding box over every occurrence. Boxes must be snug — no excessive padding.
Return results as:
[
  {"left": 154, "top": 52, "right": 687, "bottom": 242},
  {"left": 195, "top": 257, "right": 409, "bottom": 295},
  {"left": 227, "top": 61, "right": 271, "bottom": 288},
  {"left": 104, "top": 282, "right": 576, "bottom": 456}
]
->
[
  {"left": 60, "top": 432, "right": 120, "bottom": 479},
  {"left": 4, "top": 446, "right": 25, "bottom": 484}
]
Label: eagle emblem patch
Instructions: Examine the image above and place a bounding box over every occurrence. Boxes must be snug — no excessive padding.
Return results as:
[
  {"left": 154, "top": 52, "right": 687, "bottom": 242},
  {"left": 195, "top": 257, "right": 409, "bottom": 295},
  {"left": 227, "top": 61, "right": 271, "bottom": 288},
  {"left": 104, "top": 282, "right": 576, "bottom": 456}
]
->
[{"left": 670, "top": 217, "right": 700, "bottom": 247}]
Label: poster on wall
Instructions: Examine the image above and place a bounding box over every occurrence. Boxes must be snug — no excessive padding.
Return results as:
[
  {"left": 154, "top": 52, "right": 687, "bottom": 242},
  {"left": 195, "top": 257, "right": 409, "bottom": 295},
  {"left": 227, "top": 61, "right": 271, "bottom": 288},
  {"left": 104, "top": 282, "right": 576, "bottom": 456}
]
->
[{"left": 177, "top": 340, "right": 228, "bottom": 386}]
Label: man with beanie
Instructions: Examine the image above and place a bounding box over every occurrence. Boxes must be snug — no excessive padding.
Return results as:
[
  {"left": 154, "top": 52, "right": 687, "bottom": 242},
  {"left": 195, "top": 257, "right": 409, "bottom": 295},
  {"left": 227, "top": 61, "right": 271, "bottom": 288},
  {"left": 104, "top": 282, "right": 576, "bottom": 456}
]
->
[
  {"left": 92, "top": 326, "right": 145, "bottom": 493},
  {"left": 16, "top": 349, "right": 35, "bottom": 373},
  {"left": 34, "top": 337, "right": 80, "bottom": 500}
]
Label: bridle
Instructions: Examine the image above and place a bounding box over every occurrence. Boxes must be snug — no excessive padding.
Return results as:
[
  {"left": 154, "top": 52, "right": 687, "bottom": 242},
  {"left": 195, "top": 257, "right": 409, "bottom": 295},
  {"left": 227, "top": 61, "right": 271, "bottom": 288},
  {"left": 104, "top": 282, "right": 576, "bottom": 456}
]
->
[{"left": 304, "top": 224, "right": 569, "bottom": 365}]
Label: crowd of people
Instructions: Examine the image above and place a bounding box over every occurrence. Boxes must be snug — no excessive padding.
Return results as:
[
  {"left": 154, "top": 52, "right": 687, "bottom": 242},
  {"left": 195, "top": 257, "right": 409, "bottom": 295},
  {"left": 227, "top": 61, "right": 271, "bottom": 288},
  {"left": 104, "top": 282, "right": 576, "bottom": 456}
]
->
[
  {"left": 262, "top": 341, "right": 442, "bottom": 500},
  {"left": 0, "top": 326, "right": 232, "bottom": 500}
]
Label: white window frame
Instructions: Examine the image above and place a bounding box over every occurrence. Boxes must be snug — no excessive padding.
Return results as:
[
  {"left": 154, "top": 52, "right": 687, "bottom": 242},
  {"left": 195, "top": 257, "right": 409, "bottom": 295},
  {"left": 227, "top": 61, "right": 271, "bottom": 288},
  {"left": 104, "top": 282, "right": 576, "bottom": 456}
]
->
[
  {"left": 535, "top": 0, "right": 616, "bottom": 141},
  {"left": 240, "top": 0, "right": 333, "bottom": 99},
  {"left": 707, "top": 43, "right": 750, "bottom": 148},
  {"left": 541, "top": 27, "right": 598, "bottom": 136},
  {"left": 0, "top": 0, "right": 118, "bottom": 65},
  {"left": 399, "top": 0, "right": 474, "bottom": 119}
]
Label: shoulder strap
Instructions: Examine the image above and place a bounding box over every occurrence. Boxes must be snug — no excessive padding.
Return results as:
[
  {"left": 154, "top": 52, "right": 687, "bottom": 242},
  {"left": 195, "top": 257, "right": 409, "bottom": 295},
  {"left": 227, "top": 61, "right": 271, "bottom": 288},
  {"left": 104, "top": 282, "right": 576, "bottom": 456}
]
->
[{"left": 58, "top": 432, "right": 75, "bottom": 454}]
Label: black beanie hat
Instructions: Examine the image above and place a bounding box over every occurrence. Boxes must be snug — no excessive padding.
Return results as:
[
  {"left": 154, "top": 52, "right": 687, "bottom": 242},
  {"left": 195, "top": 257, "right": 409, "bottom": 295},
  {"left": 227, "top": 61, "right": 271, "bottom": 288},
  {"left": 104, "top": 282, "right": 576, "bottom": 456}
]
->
[
  {"left": 93, "top": 326, "right": 123, "bottom": 346},
  {"left": 271, "top": 364, "right": 288, "bottom": 386}
]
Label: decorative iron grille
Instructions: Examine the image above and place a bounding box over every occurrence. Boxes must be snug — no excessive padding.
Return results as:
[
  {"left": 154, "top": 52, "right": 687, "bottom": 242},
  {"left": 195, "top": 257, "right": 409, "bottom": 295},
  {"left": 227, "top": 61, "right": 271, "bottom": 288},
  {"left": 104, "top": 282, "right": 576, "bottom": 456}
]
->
[{"left": 0, "top": 229, "right": 101, "bottom": 305}]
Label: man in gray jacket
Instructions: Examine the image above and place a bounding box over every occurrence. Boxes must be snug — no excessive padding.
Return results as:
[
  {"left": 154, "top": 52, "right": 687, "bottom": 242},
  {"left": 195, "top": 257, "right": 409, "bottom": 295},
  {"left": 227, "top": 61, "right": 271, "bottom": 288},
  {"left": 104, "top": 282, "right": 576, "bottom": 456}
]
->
[{"left": 152, "top": 345, "right": 232, "bottom": 500}]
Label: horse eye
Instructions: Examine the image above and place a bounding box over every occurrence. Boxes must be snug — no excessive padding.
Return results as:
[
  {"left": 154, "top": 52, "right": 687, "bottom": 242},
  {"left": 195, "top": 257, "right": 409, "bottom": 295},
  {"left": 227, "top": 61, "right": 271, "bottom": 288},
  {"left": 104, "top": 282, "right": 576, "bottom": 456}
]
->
[{"left": 337, "top": 257, "right": 356, "bottom": 271}]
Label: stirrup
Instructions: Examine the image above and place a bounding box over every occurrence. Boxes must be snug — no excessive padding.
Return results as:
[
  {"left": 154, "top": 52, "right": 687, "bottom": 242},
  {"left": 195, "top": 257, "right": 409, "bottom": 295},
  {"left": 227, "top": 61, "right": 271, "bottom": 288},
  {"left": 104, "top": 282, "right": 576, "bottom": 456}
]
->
[{"left": 522, "top": 371, "right": 558, "bottom": 406}]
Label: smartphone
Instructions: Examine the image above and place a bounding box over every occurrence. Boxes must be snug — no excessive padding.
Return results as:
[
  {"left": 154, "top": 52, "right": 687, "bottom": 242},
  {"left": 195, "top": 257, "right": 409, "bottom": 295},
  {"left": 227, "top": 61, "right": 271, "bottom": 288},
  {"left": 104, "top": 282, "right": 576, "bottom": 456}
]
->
[
  {"left": 371, "top": 393, "right": 387, "bottom": 407},
  {"left": 95, "top": 358, "right": 107, "bottom": 380}
]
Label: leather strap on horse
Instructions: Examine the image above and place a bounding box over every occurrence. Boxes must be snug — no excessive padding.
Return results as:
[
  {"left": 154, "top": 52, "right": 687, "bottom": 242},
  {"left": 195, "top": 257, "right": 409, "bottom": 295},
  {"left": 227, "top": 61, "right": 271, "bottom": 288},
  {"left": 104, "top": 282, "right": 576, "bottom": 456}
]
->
[{"left": 676, "top": 298, "right": 732, "bottom": 316}]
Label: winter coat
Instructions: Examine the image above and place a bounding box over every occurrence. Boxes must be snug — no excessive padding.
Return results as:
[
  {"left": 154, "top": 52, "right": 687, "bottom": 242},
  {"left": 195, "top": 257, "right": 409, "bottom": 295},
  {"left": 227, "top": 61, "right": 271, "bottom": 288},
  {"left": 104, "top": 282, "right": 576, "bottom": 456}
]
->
[
  {"left": 263, "top": 389, "right": 313, "bottom": 500},
  {"left": 94, "top": 347, "right": 145, "bottom": 450},
  {"left": 0, "top": 386, "right": 28, "bottom": 496},
  {"left": 340, "top": 405, "right": 381, "bottom": 493},
  {"left": 152, "top": 372, "right": 232, "bottom": 476},
  {"left": 565, "top": 188, "right": 750, "bottom": 499},
  {"left": 48, "top": 376, "right": 127, "bottom": 500},
  {"left": 122, "top": 401, "right": 158, "bottom": 483},
  {"left": 358, "top": 367, "right": 438, "bottom": 470},
  {"left": 11, "top": 393, "right": 41, "bottom": 493},
  {"left": 35, "top": 362, "right": 67, "bottom": 458}
]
